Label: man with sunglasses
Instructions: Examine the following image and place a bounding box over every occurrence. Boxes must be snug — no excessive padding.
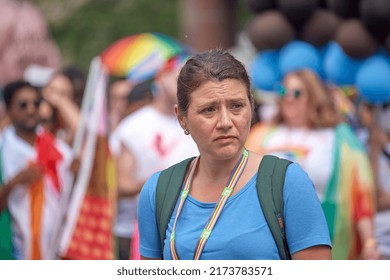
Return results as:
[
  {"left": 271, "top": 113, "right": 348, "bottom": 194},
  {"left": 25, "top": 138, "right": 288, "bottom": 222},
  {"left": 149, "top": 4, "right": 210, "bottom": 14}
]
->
[{"left": 0, "top": 80, "right": 72, "bottom": 259}]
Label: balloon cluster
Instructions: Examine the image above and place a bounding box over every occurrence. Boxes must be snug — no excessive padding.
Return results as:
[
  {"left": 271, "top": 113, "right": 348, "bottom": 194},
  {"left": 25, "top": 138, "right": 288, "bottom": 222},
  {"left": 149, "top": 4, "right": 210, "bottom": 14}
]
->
[{"left": 246, "top": 0, "right": 390, "bottom": 104}]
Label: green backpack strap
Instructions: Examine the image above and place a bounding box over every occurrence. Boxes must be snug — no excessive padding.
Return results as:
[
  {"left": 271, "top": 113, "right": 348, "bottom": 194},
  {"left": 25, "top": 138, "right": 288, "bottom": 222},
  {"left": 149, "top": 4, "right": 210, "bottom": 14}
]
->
[
  {"left": 257, "top": 155, "right": 292, "bottom": 260},
  {"left": 156, "top": 157, "right": 195, "bottom": 255}
]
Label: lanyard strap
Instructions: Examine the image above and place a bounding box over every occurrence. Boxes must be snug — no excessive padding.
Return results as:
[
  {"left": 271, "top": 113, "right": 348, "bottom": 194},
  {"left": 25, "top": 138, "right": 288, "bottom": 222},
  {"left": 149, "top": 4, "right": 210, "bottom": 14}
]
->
[{"left": 170, "top": 148, "right": 249, "bottom": 260}]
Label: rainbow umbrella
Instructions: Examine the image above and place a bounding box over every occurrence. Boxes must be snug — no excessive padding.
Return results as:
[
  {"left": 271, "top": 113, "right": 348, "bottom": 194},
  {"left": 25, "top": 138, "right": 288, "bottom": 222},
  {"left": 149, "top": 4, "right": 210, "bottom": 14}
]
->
[{"left": 100, "top": 32, "right": 188, "bottom": 83}]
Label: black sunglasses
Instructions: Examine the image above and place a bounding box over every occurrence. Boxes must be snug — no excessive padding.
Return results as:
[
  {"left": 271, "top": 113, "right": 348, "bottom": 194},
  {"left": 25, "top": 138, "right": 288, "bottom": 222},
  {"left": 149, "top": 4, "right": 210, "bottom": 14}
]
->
[{"left": 17, "top": 99, "right": 41, "bottom": 110}]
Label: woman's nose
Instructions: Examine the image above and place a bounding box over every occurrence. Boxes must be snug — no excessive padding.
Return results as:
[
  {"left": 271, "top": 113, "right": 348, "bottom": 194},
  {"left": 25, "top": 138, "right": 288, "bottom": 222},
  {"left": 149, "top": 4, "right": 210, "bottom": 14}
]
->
[{"left": 217, "top": 107, "right": 233, "bottom": 129}]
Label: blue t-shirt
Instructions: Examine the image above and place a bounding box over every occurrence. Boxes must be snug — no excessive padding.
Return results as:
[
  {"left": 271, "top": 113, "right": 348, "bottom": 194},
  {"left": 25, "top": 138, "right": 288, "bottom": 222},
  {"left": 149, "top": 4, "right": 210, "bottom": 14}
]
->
[{"left": 138, "top": 162, "right": 331, "bottom": 260}]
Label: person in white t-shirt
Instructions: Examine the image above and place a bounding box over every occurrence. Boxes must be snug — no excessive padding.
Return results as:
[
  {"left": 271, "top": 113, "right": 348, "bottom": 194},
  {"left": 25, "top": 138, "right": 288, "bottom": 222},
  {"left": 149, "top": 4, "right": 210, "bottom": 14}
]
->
[
  {"left": 0, "top": 80, "right": 72, "bottom": 259},
  {"left": 109, "top": 56, "right": 199, "bottom": 259}
]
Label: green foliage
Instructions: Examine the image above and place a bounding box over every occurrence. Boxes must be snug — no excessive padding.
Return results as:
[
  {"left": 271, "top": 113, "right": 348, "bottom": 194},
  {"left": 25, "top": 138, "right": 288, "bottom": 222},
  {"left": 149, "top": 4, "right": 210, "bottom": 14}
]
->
[
  {"left": 31, "top": 0, "right": 252, "bottom": 72},
  {"left": 48, "top": 0, "right": 180, "bottom": 71}
]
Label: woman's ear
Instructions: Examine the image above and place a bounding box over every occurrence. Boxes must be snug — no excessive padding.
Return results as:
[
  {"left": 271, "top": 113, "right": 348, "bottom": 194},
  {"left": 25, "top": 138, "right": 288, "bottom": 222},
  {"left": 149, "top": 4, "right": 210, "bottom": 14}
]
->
[{"left": 174, "top": 104, "right": 187, "bottom": 130}]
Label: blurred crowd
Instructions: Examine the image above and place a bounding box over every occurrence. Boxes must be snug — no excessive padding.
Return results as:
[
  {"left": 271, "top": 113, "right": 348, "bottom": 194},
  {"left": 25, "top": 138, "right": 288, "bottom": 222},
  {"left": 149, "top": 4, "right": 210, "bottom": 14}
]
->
[{"left": 0, "top": 0, "right": 389, "bottom": 260}]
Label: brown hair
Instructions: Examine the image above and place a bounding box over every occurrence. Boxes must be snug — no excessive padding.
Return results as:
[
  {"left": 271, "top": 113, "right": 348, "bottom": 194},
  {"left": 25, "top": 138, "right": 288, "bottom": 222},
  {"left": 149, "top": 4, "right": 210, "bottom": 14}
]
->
[
  {"left": 57, "top": 65, "right": 86, "bottom": 108},
  {"left": 177, "top": 49, "right": 254, "bottom": 115},
  {"left": 273, "top": 69, "right": 341, "bottom": 128}
]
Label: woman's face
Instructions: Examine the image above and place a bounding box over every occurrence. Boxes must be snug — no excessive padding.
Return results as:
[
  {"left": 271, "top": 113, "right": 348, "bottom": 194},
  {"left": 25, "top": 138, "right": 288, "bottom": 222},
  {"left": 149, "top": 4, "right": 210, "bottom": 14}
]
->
[
  {"left": 109, "top": 80, "right": 132, "bottom": 116},
  {"left": 280, "top": 73, "right": 309, "bottom": 128},
  {"left": 177, "top": 79, "right": 252, "bottom": 161}
]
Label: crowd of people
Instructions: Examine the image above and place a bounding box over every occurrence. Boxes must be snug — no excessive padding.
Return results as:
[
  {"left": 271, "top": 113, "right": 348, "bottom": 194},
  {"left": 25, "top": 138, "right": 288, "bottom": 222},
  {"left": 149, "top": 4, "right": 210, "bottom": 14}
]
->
[
  {"left": 0, "top": 7, "right": 390, "bottom": 262},
  {"left": 1, "top": 46, "right": 389, "bottom": 260}
]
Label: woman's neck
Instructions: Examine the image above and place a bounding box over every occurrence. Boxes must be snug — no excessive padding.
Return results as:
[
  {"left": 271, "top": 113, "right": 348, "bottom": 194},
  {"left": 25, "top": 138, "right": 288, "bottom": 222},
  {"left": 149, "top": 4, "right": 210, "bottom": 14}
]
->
[
  {"left": 281, "top": 110, "right": 308, "bottom": 128},
  {"left": 190, "top": 151, "right": 262, "bottom": 203},
  {"left": 285, "top": 118, "right": 309, "bottom": 129},
  {"left": 199, "top": 153, "right": 242, "bottom": 181},
  {"left": 189, "top": 154, "right": 241, "bottom": 202}
]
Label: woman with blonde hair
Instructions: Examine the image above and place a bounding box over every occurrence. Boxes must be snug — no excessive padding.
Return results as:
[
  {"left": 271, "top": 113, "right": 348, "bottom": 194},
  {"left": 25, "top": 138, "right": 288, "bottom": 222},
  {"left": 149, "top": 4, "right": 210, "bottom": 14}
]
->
[{"left": 246, "top": 69, "right": 380, "bottom": 260}]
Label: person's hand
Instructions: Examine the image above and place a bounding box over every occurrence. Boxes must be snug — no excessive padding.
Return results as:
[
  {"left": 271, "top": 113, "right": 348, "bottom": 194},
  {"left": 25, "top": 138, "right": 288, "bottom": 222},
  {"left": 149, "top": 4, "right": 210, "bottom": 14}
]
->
[
  {"left": 42, "top": 87, "right": 64, "bottom": 108},
  {"left": 70, "top": 157, "right": 81, "bottom": 175},
  {"left": 8, "top": 163, "right": 45, "bottom": 188},
  {"left": 360, "top": 239, "right": 381, "bottom": 260}
]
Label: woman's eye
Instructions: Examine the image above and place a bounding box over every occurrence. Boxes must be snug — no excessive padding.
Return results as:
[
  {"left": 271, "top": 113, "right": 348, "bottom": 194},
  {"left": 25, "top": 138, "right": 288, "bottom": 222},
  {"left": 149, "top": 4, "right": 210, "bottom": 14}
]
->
[
  {"left": 231, "top": 103, "right": 243, "bottom": 110},
  {"left": 202, "top": 107, "right": 215, "bottom": 113}
]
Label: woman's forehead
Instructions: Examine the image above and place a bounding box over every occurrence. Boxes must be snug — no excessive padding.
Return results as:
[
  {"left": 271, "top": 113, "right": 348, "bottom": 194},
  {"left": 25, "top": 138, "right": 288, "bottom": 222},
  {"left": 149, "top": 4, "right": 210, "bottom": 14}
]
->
[
  {"left": 192, "top": 79, "right": 246, "bottom": 96},
  {"left": 197, "top": 78, "right": 246, "bottom": 89},
  {"left": 284, "top": 74, "right": 305, "bottom": 87},
  {"left": 188, "top": 80, "right": 249, "bottom": 108}
]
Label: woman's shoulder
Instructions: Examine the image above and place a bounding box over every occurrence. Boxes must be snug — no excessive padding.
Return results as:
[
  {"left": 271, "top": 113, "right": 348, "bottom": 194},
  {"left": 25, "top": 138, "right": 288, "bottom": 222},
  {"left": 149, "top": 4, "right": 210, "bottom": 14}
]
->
[
  {"left": 139, "top": 171, "right": 162, "bottom": 207},
  {"left": 249, "top": 153, "right": 312, "bottom": 190},
  {"left": 246, "top": 122, "right": 279, "bottom": 152},
  {"left": 285, "top": 162, "right": 309, "bottom": 178},
  {"left": 249, "top": 122, "right": 277, "bottom": 135},
  {"left": 143, "top": 171, "right": 162, "bottom": 192},
  {"left": 283, "top": 162, "right": 316, "bottom": 195}
]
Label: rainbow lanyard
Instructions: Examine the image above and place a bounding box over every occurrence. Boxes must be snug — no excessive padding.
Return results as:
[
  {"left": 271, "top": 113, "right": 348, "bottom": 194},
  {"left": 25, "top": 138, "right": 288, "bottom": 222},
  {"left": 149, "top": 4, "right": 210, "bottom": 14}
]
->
[{"left": 169, "top": 148, "right": 249, "bottom": 260}]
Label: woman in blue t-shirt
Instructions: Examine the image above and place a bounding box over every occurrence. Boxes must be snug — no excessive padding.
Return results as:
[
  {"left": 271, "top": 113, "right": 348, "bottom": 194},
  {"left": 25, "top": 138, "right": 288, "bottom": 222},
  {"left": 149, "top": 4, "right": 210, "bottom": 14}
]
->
[{"left": 138, "top": 49, "right": 332, "bottom": 260}]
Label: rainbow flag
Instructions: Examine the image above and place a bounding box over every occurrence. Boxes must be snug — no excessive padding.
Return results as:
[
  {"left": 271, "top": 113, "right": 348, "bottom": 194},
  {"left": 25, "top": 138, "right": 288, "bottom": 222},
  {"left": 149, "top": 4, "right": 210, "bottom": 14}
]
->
[
  {"left": 322, "top": 124, "right": 375, "bottom": 259},
  {"left": 56, "top": 58, "right": 116, "bottom": 259},
  {"left": 246, "top": 123, "right": 376, "bottom": 259}
]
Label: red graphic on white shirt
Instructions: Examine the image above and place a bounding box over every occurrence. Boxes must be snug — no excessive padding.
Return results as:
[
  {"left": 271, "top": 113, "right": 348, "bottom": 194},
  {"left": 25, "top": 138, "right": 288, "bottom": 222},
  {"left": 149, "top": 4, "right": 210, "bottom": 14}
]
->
[{"left": 152, "top": 133, "right": 178, "bottom": 158}]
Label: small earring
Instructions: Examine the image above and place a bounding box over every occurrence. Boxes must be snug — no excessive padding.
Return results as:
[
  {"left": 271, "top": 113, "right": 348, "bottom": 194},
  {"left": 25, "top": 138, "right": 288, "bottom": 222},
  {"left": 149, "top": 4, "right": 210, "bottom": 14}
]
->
[{"left": 184, "top": 129, "right": 190, "bottom": 135}]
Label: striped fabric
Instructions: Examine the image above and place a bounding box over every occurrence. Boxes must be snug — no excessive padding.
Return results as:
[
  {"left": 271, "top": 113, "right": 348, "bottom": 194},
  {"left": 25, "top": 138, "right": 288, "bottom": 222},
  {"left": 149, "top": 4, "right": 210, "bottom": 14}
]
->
[
  {"left": 246, "top": 123, "right": 375, "bottom": 259},
  {"left": 322, "top": 124, "right": 375, "bottom": 259}
]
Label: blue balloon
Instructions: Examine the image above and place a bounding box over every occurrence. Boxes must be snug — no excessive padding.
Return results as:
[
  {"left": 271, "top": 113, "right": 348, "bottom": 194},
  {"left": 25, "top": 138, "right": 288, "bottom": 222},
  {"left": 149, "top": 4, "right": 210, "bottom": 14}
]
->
[
  {"left": 251, "top": 50, "right": 281, "bottom": 92},
  {"left": 316, "top": 43, "right": 332, "bottom": 80},
  {"left": 356, "top": 55, "right": 390, "bottom": 104},
  {"left": 278, "top": 41, "right": 322, "bottom": 77},
  {"left": 323, "top": 42, "right": 362, "bottom": 86}
]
